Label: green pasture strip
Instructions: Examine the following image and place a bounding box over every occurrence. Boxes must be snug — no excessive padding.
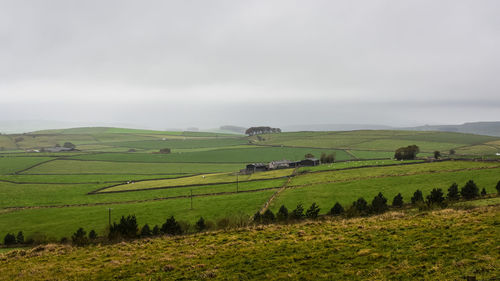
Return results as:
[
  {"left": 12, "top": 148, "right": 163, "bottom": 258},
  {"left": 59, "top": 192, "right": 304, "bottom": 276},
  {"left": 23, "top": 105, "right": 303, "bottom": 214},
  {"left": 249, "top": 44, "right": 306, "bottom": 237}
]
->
[
  {"left": 0, "top": 178, "right": 284, "bottom": 209},
  {"left": 392, "top": 131, "right": 498, "bottom": 144},
  {"left": 347, "top": 150, "right": 394, "bottom": 159},
  {"left": 20, "top": 160, "right": 244, "bottom": 175},
  {"left": 289, "top": 160, "right": 500, "bottom": 187},
  {"left": 0, "top": 157, "right": 53, "bottom": 174},
  {"left": 0, "top": 174, "right": 185, "bottom": 184},
  {"left": 0, "top": 135, "right": 17, "bottom": 150},
  {"left": 68, "top": 147, "right": 351, "bottom": 163},
  {"left": 0, "top": 152, "right": 89, "bottom": 157},
  {"left": 270, "top": 167, "right": 500, "bottom": 214},
  {"left": 172, "top": 145, "right": 255, "bottom": 153},
  {"left": 105, "top": 138, "right": 249, "bottom": 150},
  {"left": 0, "top": 190, "right": 276, "bottom": 240},
  {"left": 297, "top": 159, "right": 422, "bottom": 173},
  {"left": 99, "top": 169, "right": 292, "bottom": 192},
  {"left": 454, "top": 196, "right": 500, "bottom": 207},
  {"left": 456, "top": 144, "right": 500, "bottom": 155},
  {"left": 1, "top": 206, "right": 498, "bottom": 280},
  {"left": 349, "top": 139, "right": 464, "bottom": 152}
]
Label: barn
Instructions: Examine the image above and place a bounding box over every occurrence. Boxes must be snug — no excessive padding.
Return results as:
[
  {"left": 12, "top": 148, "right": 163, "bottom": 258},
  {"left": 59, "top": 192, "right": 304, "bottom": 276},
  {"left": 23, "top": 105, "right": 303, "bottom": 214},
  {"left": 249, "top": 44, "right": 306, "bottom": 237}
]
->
[{"left": 300, "top": 158, "right": 320, "bottom": 166}]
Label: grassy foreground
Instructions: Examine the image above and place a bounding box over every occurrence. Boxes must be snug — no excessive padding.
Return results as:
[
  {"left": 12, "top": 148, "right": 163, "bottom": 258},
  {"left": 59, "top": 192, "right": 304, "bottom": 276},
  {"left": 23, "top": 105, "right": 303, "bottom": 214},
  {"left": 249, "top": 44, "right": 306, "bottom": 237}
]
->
[{"left": 1, "top": 205, "right": 499, "bottom": 280}]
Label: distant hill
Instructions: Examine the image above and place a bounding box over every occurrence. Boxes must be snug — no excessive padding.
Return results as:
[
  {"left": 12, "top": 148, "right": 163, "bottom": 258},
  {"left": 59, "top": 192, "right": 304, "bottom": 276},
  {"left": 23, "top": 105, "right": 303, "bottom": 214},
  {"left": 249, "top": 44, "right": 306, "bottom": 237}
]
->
[{"left": 404, "top": 122, "right": 500, "bottom": 137}]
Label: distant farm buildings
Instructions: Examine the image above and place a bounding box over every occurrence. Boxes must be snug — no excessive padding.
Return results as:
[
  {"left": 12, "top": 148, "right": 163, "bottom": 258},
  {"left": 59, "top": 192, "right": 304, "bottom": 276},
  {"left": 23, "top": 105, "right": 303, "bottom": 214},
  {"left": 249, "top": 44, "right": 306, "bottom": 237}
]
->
[{"left": 243, "top": 158, "right": 320, "bottom": 174}]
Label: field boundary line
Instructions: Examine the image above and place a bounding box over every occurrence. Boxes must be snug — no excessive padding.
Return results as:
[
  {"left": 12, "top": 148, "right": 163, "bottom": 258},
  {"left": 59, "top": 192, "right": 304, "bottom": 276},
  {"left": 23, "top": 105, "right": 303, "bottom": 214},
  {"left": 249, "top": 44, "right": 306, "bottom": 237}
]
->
[
  {"left": 288, "top": 165, "right": 500, "bottom": 189},
  {"left": 12, "top": 158, "right": 59, "bottom": 175},
  {"left": 257, "top": 168, "right": 298, "bottom": 216},
  {"left": 89, "top": 176, "right": 290, "bottom": 194},
  {"left": 1, "top": 187, "right": 281, "bottom": 213}
]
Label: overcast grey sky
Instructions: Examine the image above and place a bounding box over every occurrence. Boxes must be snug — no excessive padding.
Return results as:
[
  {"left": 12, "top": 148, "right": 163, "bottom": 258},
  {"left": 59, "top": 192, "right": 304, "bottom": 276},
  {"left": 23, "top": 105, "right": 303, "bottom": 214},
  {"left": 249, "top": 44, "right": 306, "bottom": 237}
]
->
[{"left": 1, "top": 0, "right": 499, "bottom": 130}]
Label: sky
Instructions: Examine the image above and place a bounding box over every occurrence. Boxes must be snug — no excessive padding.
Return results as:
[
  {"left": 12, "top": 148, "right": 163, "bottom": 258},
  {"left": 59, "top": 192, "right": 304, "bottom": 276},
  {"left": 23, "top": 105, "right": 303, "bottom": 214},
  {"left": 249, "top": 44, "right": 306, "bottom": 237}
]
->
[{"left": 1, "top": 0, "right": 499, "bottom": 131}]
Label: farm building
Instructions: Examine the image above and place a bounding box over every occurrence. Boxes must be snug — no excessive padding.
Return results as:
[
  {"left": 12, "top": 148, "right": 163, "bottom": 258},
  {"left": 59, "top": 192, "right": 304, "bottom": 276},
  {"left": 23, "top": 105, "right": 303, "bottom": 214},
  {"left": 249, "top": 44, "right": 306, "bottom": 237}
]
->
[
  {"left": 268, "top": 160, "right": 291, "bottom": 169},
  {"left": 300, "top": 158, "right": 320, "bottom": 166},
  {"left": 246, "top": 163, "right": 268, "bottom": 173}
]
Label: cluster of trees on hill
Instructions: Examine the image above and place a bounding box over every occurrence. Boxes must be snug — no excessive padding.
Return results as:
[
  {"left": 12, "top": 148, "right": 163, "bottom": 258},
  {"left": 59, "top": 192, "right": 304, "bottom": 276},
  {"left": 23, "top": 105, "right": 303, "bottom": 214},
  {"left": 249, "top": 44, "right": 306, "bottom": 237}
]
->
[
  {"left": 394, "top": 145, "right": 420, "bottom": 160},
  {"left": 245, "top": 126, "right": 282, "bottom": 136}
]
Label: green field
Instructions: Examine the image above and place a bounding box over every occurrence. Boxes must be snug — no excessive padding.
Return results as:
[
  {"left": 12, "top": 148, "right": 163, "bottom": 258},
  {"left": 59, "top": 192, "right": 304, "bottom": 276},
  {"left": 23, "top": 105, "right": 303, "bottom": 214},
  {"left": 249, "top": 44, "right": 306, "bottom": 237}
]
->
[
  {"left": 0, "top": 127, "right": 499, "bottom": 246},
  {"left": 1, "top": 205, "right": 498, "bottom": 280}
]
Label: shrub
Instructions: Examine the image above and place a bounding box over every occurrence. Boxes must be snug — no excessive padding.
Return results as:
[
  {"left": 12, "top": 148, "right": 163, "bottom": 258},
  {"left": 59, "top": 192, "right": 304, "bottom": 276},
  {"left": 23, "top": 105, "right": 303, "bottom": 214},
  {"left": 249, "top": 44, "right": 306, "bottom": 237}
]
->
[
  {"left": 481, "top": 188, "right": 487, "bottom": 196},
  {"left": 72, "top": 228, "right": 88, "bottom": 246},
  {"left": 411, "top": 190, "right": 424, "bottom": 204},
  {"left": 496, "top": 180, "right": 500, "bottom": 194},
  {"left": 305, "top": 203, "right": 320, "bottom": 219},
  {"left": 290, "top": 204, "right": 305, "bottom": 220},
  {"left": 3, "top": 233, "right": 16, "bottom": 245},
  {"left": 140, "top": 224, "right": 152, "bottom": 237},
  {"left": 196, "top": 217, "right": 206, "bottom": 232},
  {"left": 161, "top": 216, "right": 182, "bottom": 235},
  {"left": 88, "top": 230, "right": 98, "bottom": 241},
  {"left": 434, "top": 151, "right": 441, "bottom": 159},
  {"left": 63, "top": 142, "right": 76, "bottom": 149},
  {"left": 16, "top": 231, "right": 24, "bottom": 244},
  {"left": 447, "top": 183, "right": 460, "bottom": 201},
  {"left": 329, "top": 202, "right": 344, "bottom": 215},
  {"left": 152, "top": 225, "right": 160, "bottom": 236},
  {"left": 351, "top": 197, "right": 369, "bottom": 216},
  {"left": 253, "top": 212, "right": 262, "bottom": 224},
  {"left": 262, "top": 209, "right": 276, "bottom": 224},
  {"left": 320, "top": 153, "right": 335, "bottom": 163},
  {"left": 426, "top": 188, "right": 445, "bottom": 206},
  {"left": 461, "top": 180, "right": 479, "bottom": 200},
  {"left": 276, "top": 205, "right": 289, "bottom": 221},
  {"left": 304, "top": 153, "right": 314, "bottom": 159},
  {"left": 392, "top": 193, "right": 403, "bottom": 208},
  {"left": 394, "top": 145, "right": 420, "bottom": 160},
  {"left": 109, "top": 215, "right": 139, "bottom": 239},
  {"left": 159, "top": 148, "right": 171, "bottom": 154},
  {"left": 449, "top": 149, "right": 455, "bottom": 155},
  {"left": 371, "top": 192, "right": 388, "bottom": 213}
]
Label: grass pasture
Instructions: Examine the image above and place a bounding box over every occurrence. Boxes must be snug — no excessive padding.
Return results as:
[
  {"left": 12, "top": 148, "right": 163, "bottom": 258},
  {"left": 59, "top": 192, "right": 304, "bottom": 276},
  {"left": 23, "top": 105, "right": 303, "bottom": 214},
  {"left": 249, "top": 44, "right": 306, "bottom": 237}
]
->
[{"left": 0, "top": 156, "right": 53, "bottom": 174}]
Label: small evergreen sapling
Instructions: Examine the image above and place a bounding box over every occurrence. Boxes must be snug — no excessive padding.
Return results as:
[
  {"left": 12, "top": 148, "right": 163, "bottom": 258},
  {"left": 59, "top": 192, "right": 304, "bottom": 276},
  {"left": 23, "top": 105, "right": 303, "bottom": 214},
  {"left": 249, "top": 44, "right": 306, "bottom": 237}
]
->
[
  {"left": 447, "top": 183, "right": 460, "bottom": 201},
  {"left": 392, "top": 193, "right": 403, "bottom": 208},
  {"left": 496, "top": 180, "right": 500, "bottom": 194},
  {"left": 16, "top": 231, "right": 24, "bottom": 244},
  {"left": 3, "top": 233, "right": 16, "bottom": 245},
  {"left": 140, "top": 224, "right": 152, "bottom": 237},
  {"left": 330, "top": 202, "right": 344, "bottom": 215},
  {"left": 88, "top": 230, "right": 98, "bottom": 240},
  {"left": 72, "top": 228, "right": 88, "bottom": 246},
  {"left": 196, "top": 217, "right": 206, "bottom": 232},
  {"left": 411, "top": 190, "right": 424, "bottom": 204},
  {"left": 290, "top": 204, "right": 305, "bottom": 220},
  {"left": 481, "top": 188, "right": 487, "bottom": 196},
  {"left": 371, "top": 192, "right": 388, "bottom": 213},
  {"left": 276, "top": 205, "right": 289, "bottom": 221},
  {"left": 305, "top": 203, "right": 320, "bottom": 219},
  {"left": 461, "top": 180, "right": 479, "bottom": 200},
  {"left": 262, "top": 209, "right": 276, "bottom": 224}
]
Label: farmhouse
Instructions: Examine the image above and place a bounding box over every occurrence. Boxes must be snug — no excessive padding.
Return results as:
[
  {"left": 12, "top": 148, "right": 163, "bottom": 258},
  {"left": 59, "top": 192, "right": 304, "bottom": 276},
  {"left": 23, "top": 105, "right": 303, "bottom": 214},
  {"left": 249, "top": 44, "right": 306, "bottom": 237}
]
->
[
  {"left": 268, "top": 160, "right": 291, "bottom": 169},
  {"left": 245, "top": 163, "right": 268, "bottom": 173}
]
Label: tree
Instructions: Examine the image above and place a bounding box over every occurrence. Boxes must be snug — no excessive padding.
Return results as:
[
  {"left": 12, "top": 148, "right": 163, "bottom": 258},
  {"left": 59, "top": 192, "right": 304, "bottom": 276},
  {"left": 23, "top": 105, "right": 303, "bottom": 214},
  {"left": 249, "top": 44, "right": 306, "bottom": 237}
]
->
[
  {"left": 447, "top": 183, "right": 460, "bottom": 201},
  {"left": 304, "top": 153, "right": 315, "bottom": 159},
  {"left": 411, "top": 190, "right": 424, "bottom": 204},
  {"left": 140, "top": 224, "right": 152, "bottom": 237},
  {"left": 276, "top": 205, "right": 289, "bottom": 221},
  {"left": 481, "top": 188, "right": 487, "bottom": 196},
  {"left": 290, "top": 204, "right": 305, "bottom": 220},
  {"left": 109, "top": 215, "right": 138, "bottom": 239},
  {"left": 253, "top": 211, "right": 262, "bottom": 224},
  {"left": 371, "top": 192, "right": 388, "bottom": 213},
  {"left": 3, "top": 233, "right": 16, "bottom": 245},
  {"left": 496, "top": 180, "right": 500, "bottom": 194},
  {"left": 461, "top": 180, "right": 479, "bottom": 200},
  {"left": 426, "top": 188, "right": 445, "bottom": 206},
  {"left": 16, "top": 231, "right": 24, "bottom": 244},
  {"left": 305, "top": 203, "right": 320, "bottom": 219},
  {"left": 262, "top": 209, "right": 276, "bottom": 224},
  {"left": 329, "top": 202, "right": 344, "bottom": 215},
  {"left": 320, "top": 153, "right": 335, "bottom": 163},
  {"left": 72, "top": 228, "right": 88, "bottom": 246},
  {"left": 434, "top": 151, "right": 441, "bottom": 159},
  {"left": 394, "top": 145, "right": 420, "bottom": 160},
  {"left": 88, "top": 230, "right": 98, "bottom": 241},
  {"left": 245, "top": 126, "right": 282, "bottom": 136},
  {"left": 352, "top": 197, "right": 369, "bottom": 216},
  {"left": 392, "top": 193, "right": 403, "bottom": 208},
  {"left": 449, "top": 149, "right": 456, "bottom": 155},
  {"left": 161, "top": 216, "right": 182, "bottom": 235},
  {"left": 63, "top": 142, "right": 76, "bottom": 149},
  {"left": 152, "top": 225, "right": 161, "bottom": 236},
  {"left": 196, "top": 217, "right": 206, "bottom": 232}
]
